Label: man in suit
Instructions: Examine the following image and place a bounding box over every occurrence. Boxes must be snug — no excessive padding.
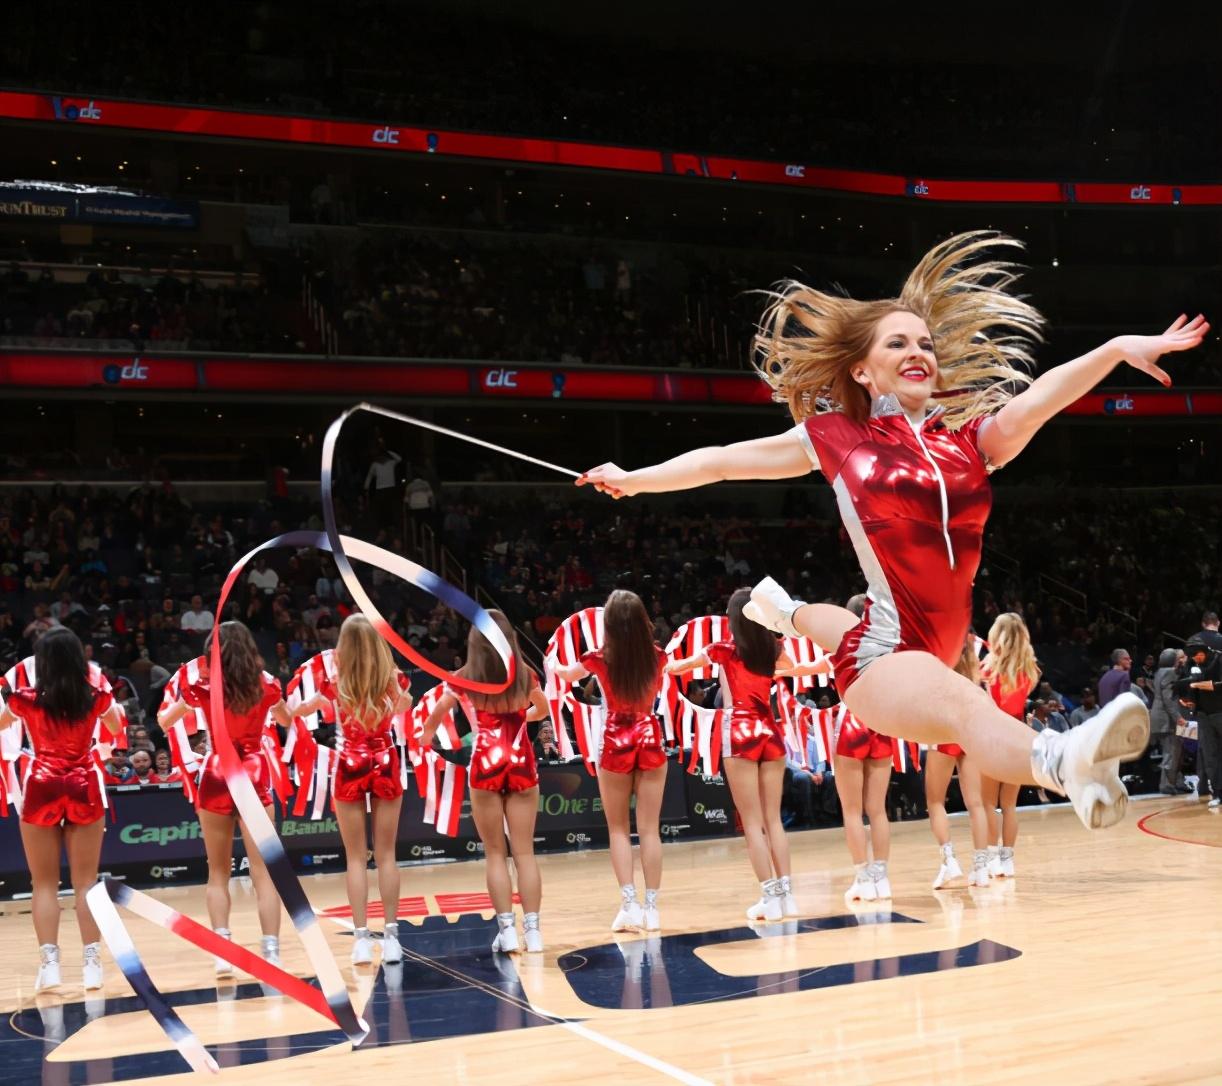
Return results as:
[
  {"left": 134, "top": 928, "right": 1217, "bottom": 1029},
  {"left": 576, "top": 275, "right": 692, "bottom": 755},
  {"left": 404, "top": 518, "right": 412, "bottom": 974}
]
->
[{"left": 1150, "top": 648, "right": 1190, "bottom": 795}]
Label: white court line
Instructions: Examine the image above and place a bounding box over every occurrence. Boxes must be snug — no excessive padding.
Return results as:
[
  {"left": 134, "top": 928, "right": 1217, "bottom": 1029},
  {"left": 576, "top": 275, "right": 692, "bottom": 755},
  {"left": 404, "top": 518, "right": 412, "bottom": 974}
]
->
[{"left": 558, "top": 1019, "right": 714, "bottom": 1086}]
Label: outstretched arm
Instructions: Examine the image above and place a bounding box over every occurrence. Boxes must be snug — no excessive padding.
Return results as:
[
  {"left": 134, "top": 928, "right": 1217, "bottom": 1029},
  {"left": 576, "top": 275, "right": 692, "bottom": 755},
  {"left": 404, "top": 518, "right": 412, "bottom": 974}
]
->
[
  {"left": 666, "top": 651, "right": 710, "bottom": 676},
  {"left": 978, "top": 315, "right": 1208, "bottom": 467},
  {"left": 578, "top": 429, "right": 816, "bottom": 499},
  {"left": 553, "top": 662, "right": 590, "bottom": 684}
]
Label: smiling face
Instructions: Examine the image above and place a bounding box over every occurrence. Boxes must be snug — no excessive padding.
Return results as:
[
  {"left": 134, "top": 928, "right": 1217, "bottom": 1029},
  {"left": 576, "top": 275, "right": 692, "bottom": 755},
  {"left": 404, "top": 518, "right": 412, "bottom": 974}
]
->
[{"left": 850, "top": 310, "right": 937, "bottom": 415}]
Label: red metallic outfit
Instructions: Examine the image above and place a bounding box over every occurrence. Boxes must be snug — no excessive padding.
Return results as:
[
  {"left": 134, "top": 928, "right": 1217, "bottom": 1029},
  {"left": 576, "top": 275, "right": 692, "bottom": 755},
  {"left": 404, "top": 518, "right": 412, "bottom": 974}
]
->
[
  {"left": 328, "top": 673, "right": 409, "bottom": 803},
  {"left": 797, "top": 400, "right": 991, "bottom": 694},
  {"left": 990, "top": 674, "right": 1035, "bottom": 720},
  {"left": 184, "top": 676, "right": 283, "bottom": 816},
  {"left": 8, "top": 687, "right": 114, "bottom": 826},
  {"left": 467, "top": 705, "right": 538, "bottom": 793},
  {"left": 831, "top": 704, "right": 895, "bottom": 762},
  {"left": 704, "top": 641, "right": 787, "bottom": 762},
  {"left": 580, "top": 647, "right": 666, "bottom": 774}
]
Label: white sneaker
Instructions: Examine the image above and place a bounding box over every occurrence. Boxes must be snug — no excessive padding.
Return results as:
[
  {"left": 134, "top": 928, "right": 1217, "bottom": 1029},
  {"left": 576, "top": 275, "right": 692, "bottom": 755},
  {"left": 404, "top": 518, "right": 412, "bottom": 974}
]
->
[
  {"left": 781, "top": 893, "right": 799, "bottom": 917},
  {"left": 746, "top": 894, "right": 783, "bottom": 922},
  {"left": 986, "top": 850, "right": 1002, "bottom": 879},
  {"left": 932, "top": 853, "right": 965, "bottom": 890},
  {"left": 844, "top": 872, "right": 877, "bottom": 904},
  {"left": 744, "top": 577, "right": 804, "bottom": 639},
  {"left": 612, "top": 901, "right": 644, "bottom": 932},
  {"left": 261, "top": 936, "right": 280, "bottom": 967},
  {"left": 1032, "top": 692, "right": 1148, "bottom": 829},
  {"left": 868, "top": 862, "right": 892, "bottom": 900},
  {"left": 491, "top": 917, "right": 519, "bottom": 954},
  {"left": 82, "top": 943, "right": 103, "bottom": 991},
  {"left": 382, "top": 923, "right": 403, "bottom": 964},
  {"left": 1209, "top": 798, "right": 1222, "bottom": 811},
  {"left": 523, "top": 913, "right": 543, "bottom": 953},
  {"left": 968, "top": 854, "right": 991, "bottom": 887},
  {"left": 35, "top": 944, "right": 61, "bottom": 992},
  {"left": 643, "top": 905, "right": 661, "bottom": 931},
  {"left": 998, "top": 848, "right": 1016, "bottom": 878},
  {"left": 213, "top": 929, "right": 235, "bottom": 978},
  {"left": 351, "top": 933, "right": 374, "bottom": 966}
]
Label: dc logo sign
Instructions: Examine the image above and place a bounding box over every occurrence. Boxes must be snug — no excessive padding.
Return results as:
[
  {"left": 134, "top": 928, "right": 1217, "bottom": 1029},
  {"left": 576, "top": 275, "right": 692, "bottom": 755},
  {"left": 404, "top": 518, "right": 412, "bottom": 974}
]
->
[
  {"left": 1130, "top": 186, "right": 1152, "bottom": 201},
  {"left": 907, "top": 180, "right": 931, "bottom": 196},
  {"left": 484, "top": 368, "right": 519, "bottom": 389},
  {"left": 50, "top": 97, "right": 102, "bottom": 121},
  {"left": 784, "top": 164, "right": 805, "bottom": 178},
  {"left": 1104, "top": 396, "right": 1135, "bottom": 414},
  {"left": 102, "top": 361, "right": 150, "bottom": 383},
  {"left": 372, "top": 126, "right": 400, "bottom": 144}
]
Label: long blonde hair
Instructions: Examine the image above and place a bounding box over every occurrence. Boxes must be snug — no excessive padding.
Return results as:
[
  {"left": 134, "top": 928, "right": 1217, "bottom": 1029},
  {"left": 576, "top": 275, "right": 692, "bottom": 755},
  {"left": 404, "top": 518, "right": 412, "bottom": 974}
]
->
[
  {"left": 954, "top": 631, "right": 982, "bottom": 686},
  {"left": 755, "top": 231, "right": 1044, "bottom": 430},
  {"left": 981, "top": 612, "right": 1040, "bottom": 693},
  {"left": 335, "top": 614, "right": 398, "bottom": 730}
]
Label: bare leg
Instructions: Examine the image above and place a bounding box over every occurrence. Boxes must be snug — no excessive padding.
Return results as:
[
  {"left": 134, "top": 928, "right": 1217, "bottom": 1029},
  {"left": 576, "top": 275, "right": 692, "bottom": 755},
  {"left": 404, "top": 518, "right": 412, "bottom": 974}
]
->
[
  {"left": 370, "top": 795, "right": 403, "bottom": 922},
  {"left": 998, "top": 782, "right": 1020, "bottom": 847},
  {"left": 597, "top": 768, "right": 636, "bottom": 889},
  {"left": 959, "top": 756, "right": 993, "bottom": 851},
  {"left": 924, "top": 751, "right": 956, "bottom": 846},
  {"left": 791, "top": 603, "right": 858, "bottom": 655},
  {"left": 334, "top": 798, "right": 370, "bottom": 929},
  {"left": 979, "top": 775, "right": 1001, "bottom": 844},
  {"left": 20, "top": 822, "right": 64, "bottom": 947},
  {"left": 63, "top": 818, "right": 106, "bottom": 946},
  {"left": 469, "top": 790, "right": 513, "bottom": 913},
  {"left": 759, "top": 758, "right": 790, "bottom": 878},
  {"left": 724, "top": 757, "right": 773, "bottom": 880},
  {"left": 237, "top": 806, "right": 281, "bottom": 938},
  {"left": 504, "top": 789, "right": 541, "bottom": 914},
  {"left": 633, "top": 765, "right": 667, "bottom": 891},
  {"left": 198, "top": 809, "right": 237, "bottom": 931},
  {"left": 833, "top": 756, "right": 868, "bottom": 864},
  {"left": 862, "top": 758, "right": 891, "bottom": 861}
]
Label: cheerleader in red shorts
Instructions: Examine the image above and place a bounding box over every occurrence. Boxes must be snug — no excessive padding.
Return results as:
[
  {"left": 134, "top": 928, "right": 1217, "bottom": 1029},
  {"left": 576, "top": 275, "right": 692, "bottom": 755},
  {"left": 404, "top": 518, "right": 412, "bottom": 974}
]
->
[
  {"left": 668, "top": 589, "right": 801, "bottom": 922},
  {"left": 553, "top": 590, "right": 667, "bottom": 933},
  {"left": 159, "top": 622, "right": 293, "bottom": 975},
  {"left": 292, "top": 615, "right": 412, "bottom": 966},
  {"left": 0, "top": 628, "right": 124, "bottom": 992},
  {"left": 978, "top": 613, "right": 1040, "bottom": 879},
  {"left": 926, "top": 629, "right": 995, "bottom": 890},
  {"left": 422, "top": 610, "right": 550, "bottom": 954}
]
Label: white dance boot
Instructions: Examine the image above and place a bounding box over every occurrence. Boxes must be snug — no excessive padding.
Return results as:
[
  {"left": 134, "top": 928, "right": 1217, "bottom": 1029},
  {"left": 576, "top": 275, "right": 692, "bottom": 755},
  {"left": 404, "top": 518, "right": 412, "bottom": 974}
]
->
[
  {"left": 642, "top": 889, "right": 661, "bottom": 932},
  {"left": 35, "top": 943, "right": 61, "bottom": 992},
  {"left": 213, "top": 928, "right": 235, "bottom": 978},
  {"left": 351, "top": 927, "right": 374, "bottom": 965},
  {"left": 998, "top": 847, "right": 1016, "bottom": 878},
  {"left": 778, "top": 875, "right": 799, "bottom": 917},
  {"left": 522, "top": 912, "right": 543, "bottom": 953},
  {"left": 932, "top": 843, "right": 965, "bottom": 890},
  {"left": 382, "top": 921, "right": 403, "bottom": 964},
  {"left": 1030, "top": 692, "right": 1149, "bottom": 829},
  {"left": 746, "top": 879, "right": 783, "bottom": 922},
  {"left": 844, "top": 864, "right": 878, "bottom": 904},
  {"left": 82, "top": 942, "right": 104, "bottom": 991},
  {"left": 612, "top": 885, "right": 644, "bottom": 932},
  {"left": 868, "top": 860, "right": 892, "bottom": 900},
  {"left": 743, "top": 577, "right": 805, "bottom": 639},
  {"left": 491, "top": 912, "right": 519, "bottom": 953}
]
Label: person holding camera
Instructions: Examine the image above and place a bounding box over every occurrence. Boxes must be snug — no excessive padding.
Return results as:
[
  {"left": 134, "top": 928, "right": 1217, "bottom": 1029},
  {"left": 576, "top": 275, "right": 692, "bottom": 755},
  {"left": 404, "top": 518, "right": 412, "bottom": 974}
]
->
[{"left": 1175, "top": 637, "right": 1222, "bottom": 808}]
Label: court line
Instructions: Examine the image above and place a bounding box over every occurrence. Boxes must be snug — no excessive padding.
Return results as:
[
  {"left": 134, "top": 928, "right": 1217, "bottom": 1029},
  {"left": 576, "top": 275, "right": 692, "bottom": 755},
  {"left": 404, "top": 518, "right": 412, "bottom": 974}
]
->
[
  {"left": 1136, "top": 805, "right": 1222, "bottom": 849},
  {"left": 557, "top": 1020, "right": 714, "bottom": 1086}
]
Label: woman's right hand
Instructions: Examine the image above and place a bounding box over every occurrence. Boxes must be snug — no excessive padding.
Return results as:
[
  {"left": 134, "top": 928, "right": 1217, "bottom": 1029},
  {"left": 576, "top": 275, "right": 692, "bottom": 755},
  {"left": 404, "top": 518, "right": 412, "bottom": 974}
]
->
[{"left": 576, "top": 463, "right": 636, "bottom": 499}]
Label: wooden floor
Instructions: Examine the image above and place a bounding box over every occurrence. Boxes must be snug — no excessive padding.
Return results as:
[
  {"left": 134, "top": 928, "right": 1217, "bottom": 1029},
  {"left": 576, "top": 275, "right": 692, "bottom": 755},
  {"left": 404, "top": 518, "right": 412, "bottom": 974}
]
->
[{"left": 3, "top": 795, "right": 1221, "bottom": 1085}]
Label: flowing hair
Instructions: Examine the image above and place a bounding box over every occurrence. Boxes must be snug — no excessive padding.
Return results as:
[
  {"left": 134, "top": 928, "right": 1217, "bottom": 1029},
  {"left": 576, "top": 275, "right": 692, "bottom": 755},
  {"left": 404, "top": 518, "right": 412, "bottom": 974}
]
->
[
  {"left": 754, "top": 231, "right": 1044, "bottom": 430},
  {"left": 33, "top": 627, "right": 94, "bottom": 722},
  {"left": 954, "top": 628, "right": 982, "bottom": 686},
  {"left": 981, "top": 613, "right": 1040, "bottom": 693},
  {"left": 205, "top": 621, "right": 264, "bottom": 714},
  {"left": 727, "top": 588, "right": 781, "bottom": 677},
  {"left": 462, "top": 610, "right": 536, "bottom": 713},
  {"left": 602, "top": 590, "right": 660, "bottom": 709},
  {"left": 336, "top": 614, "right": 398, "bottom": 730}
]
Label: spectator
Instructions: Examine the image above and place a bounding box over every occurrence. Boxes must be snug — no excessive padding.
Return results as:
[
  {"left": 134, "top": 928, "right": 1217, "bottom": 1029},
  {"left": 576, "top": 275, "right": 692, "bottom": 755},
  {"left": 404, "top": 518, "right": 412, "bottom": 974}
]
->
[
  {"left": 1098, "top": 649, "right": 1133, "bottom": 707},
  {"left": 1150, "top": 647, "right": 1190, "bottom": 795},
  {"left": 364, "top": 439, "right": 403, "bottom": 527},
  {"left": 104, "top": 751, "right": 134, "bottom": 783},
  {"left": 1068, "top": 687, "right": 1100, "bottom": 728},
  {"left": 129, "top": 749, "right": 156, "bottom": 785},
  {"left": 404, "top": 475, "right": 435, "bottom": 528},
  {"left": 180, "top": 594, "right": 215, "bottom": 634},
  {"left": 1028, "top": 698, "right": 1070, "bottom": 733},
  {"left": 248, "top": 556, "right": 280, "bottom": 595},
  {"left": 1177, "top": 638, "right": 1222, "bottom": 809},
  {"left": 152, "top": 749, "right": 183, "bottom": 783}
]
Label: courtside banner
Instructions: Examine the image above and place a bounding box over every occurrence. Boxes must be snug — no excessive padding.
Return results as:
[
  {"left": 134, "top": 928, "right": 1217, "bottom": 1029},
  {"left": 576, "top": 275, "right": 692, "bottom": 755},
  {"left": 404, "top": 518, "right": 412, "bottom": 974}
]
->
[{"left": 2, "top": 88, "right": 1222, "bottom": 205}]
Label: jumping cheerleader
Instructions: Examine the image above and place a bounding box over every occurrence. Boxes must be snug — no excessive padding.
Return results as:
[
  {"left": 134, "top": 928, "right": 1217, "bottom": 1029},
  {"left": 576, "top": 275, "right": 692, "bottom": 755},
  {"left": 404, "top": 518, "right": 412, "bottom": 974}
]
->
[
  {"left": 0, "top": 628, "right": 124, "bottom": 992},
  {"left": 292, "top": 615, "right": 413, "bottom": 965},
  {"left": 422, "top": 611, "right": 550, "bottom": 953},
  {"left": 553, "top": 590, "right": 668, "bottom": 932},
  {"left": 159, "top": 621, "right": 294, "bottom": 974},
  {"left": 978, "top": 613, "right": 1041, "bottom": 878},
  {"left": 580, "top": 232, "right": 1203, "bottom": 829}
]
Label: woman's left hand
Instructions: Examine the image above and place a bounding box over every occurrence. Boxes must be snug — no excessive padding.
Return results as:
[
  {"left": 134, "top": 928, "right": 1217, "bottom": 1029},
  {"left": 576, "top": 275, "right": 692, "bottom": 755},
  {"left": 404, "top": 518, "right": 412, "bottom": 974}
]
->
[{"left": 1112, "top": 314, "right": 1209, "bottom": 387}]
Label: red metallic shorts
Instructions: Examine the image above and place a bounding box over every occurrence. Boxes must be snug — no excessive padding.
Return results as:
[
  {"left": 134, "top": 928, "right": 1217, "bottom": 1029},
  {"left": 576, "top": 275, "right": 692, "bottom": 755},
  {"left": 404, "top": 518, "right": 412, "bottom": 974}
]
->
[
  {"left": 22, "top": 758, "right": 104, "bottom": 826},
  {"left": 724, "top": 710, "right": 787, "bottom": 763},
  {"left": 333, "top": 735, "right": 403, "bottom": 803},
  {"left": 599, "top": 712, "right": 666, "bottom": 774},
  {"left": 469, "top": 728, "right": 538, "bottom": 793},
  {"left": 835, "top": 724, "right": 894, "bottom": 762},
  {"left": 195, "top": 747, "right": 273, "bottom": 816},
  {"left": 934, "top": 742, "right": 965, "bottom": 759}
]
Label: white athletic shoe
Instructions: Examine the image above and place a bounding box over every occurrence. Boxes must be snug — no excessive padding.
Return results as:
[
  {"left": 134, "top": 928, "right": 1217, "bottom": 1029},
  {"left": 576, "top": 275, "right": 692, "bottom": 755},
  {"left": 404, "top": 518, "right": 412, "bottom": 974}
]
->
[
  {"left": 868, "top": 862, "right": 892, "bottom": 900},
  {"left": 382, "top": 922, "right": 403, "bottom": 964},
  {"left": 986, "top": 848, "right": 1002, "bottom": 879},
  {"left": 612, "top": 901, "right": 645, "bottom": 932},
  {"left": 778, "top": 876, "right": 799, "bottom": 917},
  {"left": 643, "top": 905, "right": 661, "bottom": 932},
  {"left": 82, "top": 943, "right": 103, "bottom": 991},
  {"left": 998, "top": 848, "right": 1016, "bottom": 878},
  {"left": 844, "top": 872, "right": 878, "bottom": 904},
  {"left": 523, "top": 913, "right": 543, "bottom": 953},
  {"left": 967, "top": 852, "right": 991, "bottom": 888},
  {"left": 743, "top": 577, "right": 804, "bottom": 639},
  {"left": 213, "top": 928, "right": 235, "bottom": 978},
  {"left": 35, "top": 944, "right": 61, "bottom": 993},
  {"left": 261, "top": 935, "right": 280, "bottom": 967},
  {"left": 351, "top": 932, "right": 374, "bottom": 966},
  {"left": 491, "top": 914, "right": 519, "bottom": 954},
  {"left": 1031, "top": 692, "right": 1149, "bottom": 829},
  {"left": 932, "top": 853, "right": 965, "bottom": 890},
  {"left": 746, "top": 894, "right": 783, "bottom": 922}
]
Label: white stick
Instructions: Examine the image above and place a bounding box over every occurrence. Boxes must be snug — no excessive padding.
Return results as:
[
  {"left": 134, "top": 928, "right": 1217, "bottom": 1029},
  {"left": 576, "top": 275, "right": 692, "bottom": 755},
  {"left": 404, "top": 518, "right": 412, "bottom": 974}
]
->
[{"left": 357, "top": 402, "right": 580, "bottom": 478}]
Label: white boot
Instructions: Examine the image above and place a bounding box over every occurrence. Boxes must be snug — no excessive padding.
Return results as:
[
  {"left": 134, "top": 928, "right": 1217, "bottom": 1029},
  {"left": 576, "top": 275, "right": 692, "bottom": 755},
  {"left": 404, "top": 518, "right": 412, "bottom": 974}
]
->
[
  {"left": 523, "top": 912, "right": 543, "bottom": 953},
  {"left": 642, "top": 888, "right": 661, "bottom": 932},
  {"left": 491, "top": 912, "right": 519, "bottom": 953},
  {"left": 967, "top": 850, "right": 991, "bottom": 887},
  {"left": 35, "top": 943, "right": 61, "bottom": 992},
  {"left": 986, "top": 845, "right": 1002, "bottom": 878},
  {"left": 868, "top": 860, "right": 892, "bottom": 900},
  {"left": 612, "top": 886, "right": 644, "bottom": 932},
  {"left": 82, "top": 941, "right": 104, "bottom": 991},
  {"left": 746, "top": 878, "right": 783, "bottom": 922},
  {"left": 932, "top": 843, "right": 965, "bottom": 890},
  {"left": 261, "top": 935, "right": 280, "bottom": 967},
  {"left": 351, "top": 927, "right": 374, "bottom": 966},
  {"left": 998, "top": 847, "right": 1016, "bottom": 878},
  {"left": 844, "top": 864, "right": 877, "bottom": 904},
  {"left": 1030, "top": 692, "right": 1148, "bottom": 829},
  {"left": 778, "top": 875, "right": 799, "bottom": 917},
  {"left": 743, "top": 577, "right": 804, "bottom": 639},
  {"left": 382, "top": 921, "right": 403, "bottom": 964},
  {"left": 213, "top": 928, "right": 235, "bottom": 978}
]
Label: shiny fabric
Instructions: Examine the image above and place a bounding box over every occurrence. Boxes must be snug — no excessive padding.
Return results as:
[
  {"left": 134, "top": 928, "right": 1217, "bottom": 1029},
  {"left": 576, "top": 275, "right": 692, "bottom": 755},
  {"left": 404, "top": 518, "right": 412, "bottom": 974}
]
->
[
  {"left": 705, "top": 641, "right": 786, "bottom": 762},
  {"left": 580, "top": 647, "right": 667, "bottom": 774},
  {"left": 803, "top": 406, "right": 991, "bottom": 694},
  {"left": 8, "top": 687, "right": 113, "bottom": 826},
  {"left": 990, "top": 675, "right": 1035, "bottom": 720},
  {"left": 334, "top": 722, "right": 403, "bottom": 802},
  {"left": 184, "top": 677, "right": 282, "bottom": 816},
  {"left": 934, "top": 742, "right": 965, "bottom": 759},
  {"left": 469, "top": 709, "right": 538, "bottom": 793},
  {"left": 835, "top": 721, "right": 895, "bottom": 762}
]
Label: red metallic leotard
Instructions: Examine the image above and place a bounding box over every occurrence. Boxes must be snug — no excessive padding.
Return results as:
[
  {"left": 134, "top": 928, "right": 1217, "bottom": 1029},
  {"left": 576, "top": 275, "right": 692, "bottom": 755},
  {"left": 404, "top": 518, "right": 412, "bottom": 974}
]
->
[
  {"left": 184, "top": 676, "right": 283, "bottom": 816},
  {"left": 462, "top": 679, "right": 540, "bottom": 794},
  {"left": 705, "top": 641, "right": 787, "bottom": 762},
  {"left": 796, "top": 399, "right": 991, "bottom": 693},
  {"left": 328, "top": 673, "right": 408, "bottom": 803},
  {"left": 8, "top": 687, "right": 115, "bottom": 826},
  {"left": 580, "top": 647, "right": 666, "bottom": 774},
  {"left": 829, "top": 701, "right": 895, "bottom": 762},
  {"left": 989, "top": 674, "right": 1035, "bottom": 720}
]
